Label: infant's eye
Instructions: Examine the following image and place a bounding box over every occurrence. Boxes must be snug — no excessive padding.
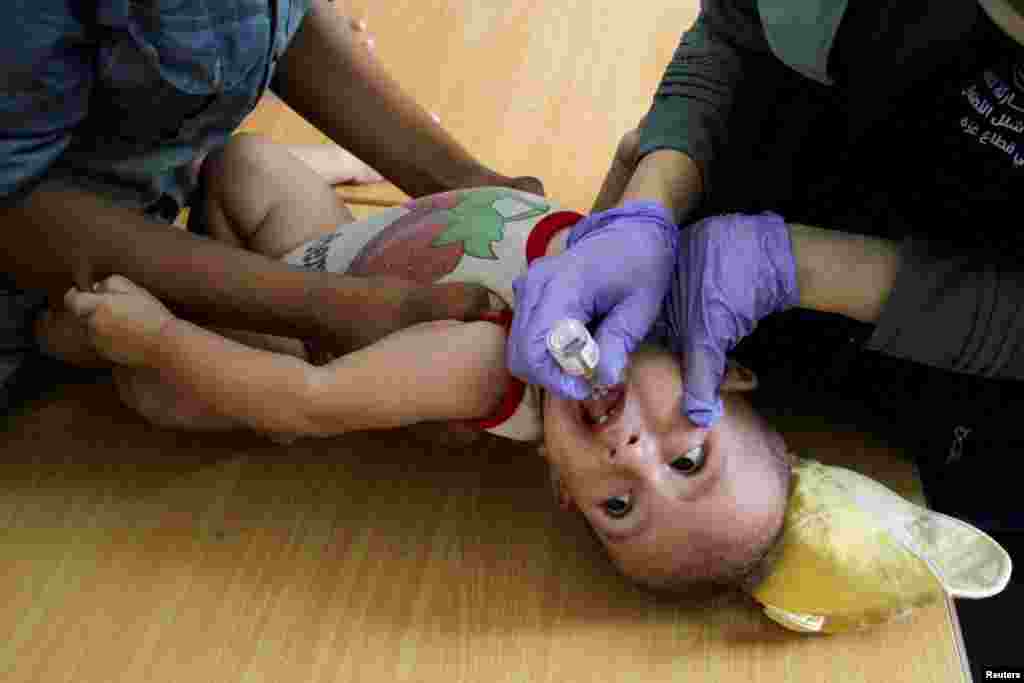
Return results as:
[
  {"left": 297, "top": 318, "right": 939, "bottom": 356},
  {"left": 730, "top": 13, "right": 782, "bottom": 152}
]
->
[
  {"left": 601, "top": 494, "right": 633, "bottom": 519},
  {"left": 669, "top": 446, "right": 706, "bottom": 475}
]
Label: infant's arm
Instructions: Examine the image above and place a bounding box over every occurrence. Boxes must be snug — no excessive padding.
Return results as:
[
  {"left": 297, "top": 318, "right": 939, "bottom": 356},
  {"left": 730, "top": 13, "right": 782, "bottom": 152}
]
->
[
  {"left": 306, "top": 318, "right": 509, "bottom": 433},
  {"left": 152, "top": 314, "right": 508, "bottom": 437}
]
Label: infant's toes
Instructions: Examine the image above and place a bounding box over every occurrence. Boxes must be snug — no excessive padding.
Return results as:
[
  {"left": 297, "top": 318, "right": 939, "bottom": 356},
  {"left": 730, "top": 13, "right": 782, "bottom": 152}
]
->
[
  {"left": 94, "top": 274, "right": 130, "bottom": 292},
  {"left": 348, "top": 18, "right": 375, "bottom": 52},
  {"left": 64, "top": 288, "right": 99, "bottom": 317}
]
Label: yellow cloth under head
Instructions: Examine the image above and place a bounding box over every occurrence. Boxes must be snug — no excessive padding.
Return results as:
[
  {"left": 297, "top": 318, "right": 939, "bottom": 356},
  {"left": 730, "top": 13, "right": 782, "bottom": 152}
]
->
[{"left": 750, "top": 458, "right": 1012, "bottom": 634}]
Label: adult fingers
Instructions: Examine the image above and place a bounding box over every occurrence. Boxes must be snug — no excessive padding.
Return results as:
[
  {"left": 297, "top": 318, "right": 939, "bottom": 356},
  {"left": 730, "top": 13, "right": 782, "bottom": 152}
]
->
[
  {"left": 591, "top": 295, "right": 658, "bottom": 387},
  {"left": 508, "top": 273, "right": 591, "bottom": 399},
  {"left": 680, "top": 342, "right": 727, "bottom": 428}
]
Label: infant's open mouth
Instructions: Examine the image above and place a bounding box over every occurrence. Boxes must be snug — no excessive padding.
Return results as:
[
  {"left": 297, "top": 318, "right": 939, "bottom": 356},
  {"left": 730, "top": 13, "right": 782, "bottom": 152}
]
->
[{"left": 580, "top": 385, "right": 625, "bottom": 431}]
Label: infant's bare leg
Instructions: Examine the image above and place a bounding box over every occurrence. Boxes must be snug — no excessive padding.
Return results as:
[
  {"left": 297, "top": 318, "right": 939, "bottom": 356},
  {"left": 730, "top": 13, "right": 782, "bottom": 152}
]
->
[
  {"left": 34, "top": 305, "right": 252, "bottom": 432},
  {"left": 34, "top": 308, "right": 243, "bottom": 431},
  {"left": 191, "top": 132, "right": 366, "bottom": 362},
  {"left": 108, "top": 321, "right": 317, "bottom": 435},
  {"left": 285, "top": 143, "right": 384, "bottom": 185},
  {"left": 34, "top": 308, "right": 109, "bottom": 368},
  {"left": 194, "top": 132, "right": 356, "bottom": 258},
  {"left": 114, "top": 366, "right": 242, "bottom": 432}
]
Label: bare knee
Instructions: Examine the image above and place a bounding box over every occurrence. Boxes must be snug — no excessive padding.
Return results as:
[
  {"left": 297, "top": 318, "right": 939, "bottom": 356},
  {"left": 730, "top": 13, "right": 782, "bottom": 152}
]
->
[
  {"left": 202, "top": 133, "right": 278, "bottom": 209},
  {"left": 198, "top": 133, "right": 281, "bottom": 247},
  {"left": 199, "top": 132, "right": 352, "bottom": 257},
  {"left": 206, "top": 132, "right": 275, "bottom": 170}
]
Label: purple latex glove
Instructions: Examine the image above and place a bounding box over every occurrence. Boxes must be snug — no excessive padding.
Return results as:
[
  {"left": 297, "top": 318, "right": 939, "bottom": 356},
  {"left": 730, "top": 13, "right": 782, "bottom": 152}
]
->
[
  {"left": 508, "top": 201, "right": 679, "bottom": 400},
  {"left": 666, "top": 212, "right": 800, "bottom": 427}
]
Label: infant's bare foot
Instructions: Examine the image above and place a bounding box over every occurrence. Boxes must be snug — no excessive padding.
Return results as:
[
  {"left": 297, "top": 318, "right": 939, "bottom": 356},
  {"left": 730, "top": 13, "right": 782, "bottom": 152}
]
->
[
  {"left": 114, "top": 367, "right": 240, "bottom": 432},
  {"left": 34, "top": 308, "right": 108, "bottom": 368}
]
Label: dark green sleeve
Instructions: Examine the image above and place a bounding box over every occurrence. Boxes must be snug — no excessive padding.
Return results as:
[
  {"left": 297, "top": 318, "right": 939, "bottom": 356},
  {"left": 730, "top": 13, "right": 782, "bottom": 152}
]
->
[
  {"left": 867, "top": 238, "right": 1024, "bottom": 380},
  {"left": 639, "top": 1, "right": 775, "bottom": 195}
]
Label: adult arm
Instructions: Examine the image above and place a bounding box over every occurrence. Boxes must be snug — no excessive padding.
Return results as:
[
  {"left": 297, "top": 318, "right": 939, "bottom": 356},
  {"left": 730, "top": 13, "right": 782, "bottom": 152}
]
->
[
  {"left": 788, "top": 223, "right": 901, "bottom": 325},
  {"left": 506, "top": 2, "right": 772, "bottom": 396},
  {"left": 784, "top": 223, "right": 1024, "bottom": 380},
  {"left": 0, "top": 8, "right": 486, "bottom": 353},
  {"left": 5, "top": 182, "right": 489, "bottom": 353},
  {"left": 629, "top": 1, "right": 776, "bottom": 221},
  {"left": 794, "top": 228, "right": 1024, "bottom": 382},
  {"left": 272, "top": 0, "right": 542, "bottom": 199}
]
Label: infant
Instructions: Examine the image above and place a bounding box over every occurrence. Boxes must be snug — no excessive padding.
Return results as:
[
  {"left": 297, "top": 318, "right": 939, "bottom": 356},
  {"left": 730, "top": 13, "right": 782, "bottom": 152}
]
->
[{"left": 61, "top": 186, "right": 1011, "bottom": 633}]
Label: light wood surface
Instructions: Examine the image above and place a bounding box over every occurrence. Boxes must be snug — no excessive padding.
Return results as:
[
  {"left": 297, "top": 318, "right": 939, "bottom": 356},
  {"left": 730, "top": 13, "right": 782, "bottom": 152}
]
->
[
  {"left": 2, "top": 2, "right": 966, "bottom": 682},
  {"left": 1, "top": 382, "right": 965, "bottom": 683}
]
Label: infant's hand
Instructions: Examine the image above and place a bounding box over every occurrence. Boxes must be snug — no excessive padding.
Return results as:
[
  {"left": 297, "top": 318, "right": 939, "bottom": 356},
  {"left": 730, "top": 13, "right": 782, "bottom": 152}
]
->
[{"left": 64, "top": 275, "right": 175, "bottom": 367}]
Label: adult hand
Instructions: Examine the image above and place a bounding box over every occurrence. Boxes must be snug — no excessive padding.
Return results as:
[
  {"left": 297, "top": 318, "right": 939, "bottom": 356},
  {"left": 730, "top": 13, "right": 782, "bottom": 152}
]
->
[
  {"left": 507, "top": 201, "right": 678, "bottom": 399},
  {"left": 666, "top": 212, "right": 800, "bottom": 427},
  {"left": 63, "top": 275, "right": 176, "bottom": 368},
  {"left": 453, "top": 169, "right": 545, "bottom": 197},
  {"left": 498, "top": 175, "right": 545, "bottom": 197}
]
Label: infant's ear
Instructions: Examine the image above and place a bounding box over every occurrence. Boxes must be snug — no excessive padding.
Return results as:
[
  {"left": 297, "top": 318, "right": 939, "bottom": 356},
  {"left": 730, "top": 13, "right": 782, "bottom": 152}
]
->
[{"left": 720, "top": 360, "right": 758, "bottom": 393}]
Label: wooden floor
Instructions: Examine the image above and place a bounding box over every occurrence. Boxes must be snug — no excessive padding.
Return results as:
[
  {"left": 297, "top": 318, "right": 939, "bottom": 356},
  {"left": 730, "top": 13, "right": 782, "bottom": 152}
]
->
[{"left": 1, "top": 2, "right": 966, "bottom": 682}]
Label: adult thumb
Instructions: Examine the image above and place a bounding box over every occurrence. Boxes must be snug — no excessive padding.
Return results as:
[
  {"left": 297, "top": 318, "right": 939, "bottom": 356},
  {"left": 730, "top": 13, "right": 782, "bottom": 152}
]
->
[{"left": 681, "top": 343, "right": 727, "bottom": 428}]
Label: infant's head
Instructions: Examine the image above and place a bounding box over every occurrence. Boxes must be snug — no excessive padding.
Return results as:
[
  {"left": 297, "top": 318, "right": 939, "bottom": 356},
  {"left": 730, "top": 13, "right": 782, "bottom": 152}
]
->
[{"left": 541, "top": 343, "right": 792, "bottom": 593}]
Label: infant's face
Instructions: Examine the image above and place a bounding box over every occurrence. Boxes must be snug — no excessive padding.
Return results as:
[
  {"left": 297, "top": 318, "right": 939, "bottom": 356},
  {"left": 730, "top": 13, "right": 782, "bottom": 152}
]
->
[{"left": 542, "top": 345, "right": 792, "bottom": 586}]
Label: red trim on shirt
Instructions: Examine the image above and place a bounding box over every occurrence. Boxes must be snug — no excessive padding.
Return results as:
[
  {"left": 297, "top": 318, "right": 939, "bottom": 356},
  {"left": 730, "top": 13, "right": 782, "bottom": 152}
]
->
[
  {"left": 465, "top": 309, "right": 524, "bottom": 430},
  {"left": 465, "top": 210, "right": 584, "bottom": 431},
  {"left": 525, "top": 211, "right": 585, "bottom": 264}
]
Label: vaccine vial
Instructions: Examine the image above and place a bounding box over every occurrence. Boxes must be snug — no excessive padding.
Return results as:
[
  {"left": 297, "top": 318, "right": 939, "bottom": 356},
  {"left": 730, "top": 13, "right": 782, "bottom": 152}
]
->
[{"left": 546, "top": 318, "right": 600, "bottom": 382}]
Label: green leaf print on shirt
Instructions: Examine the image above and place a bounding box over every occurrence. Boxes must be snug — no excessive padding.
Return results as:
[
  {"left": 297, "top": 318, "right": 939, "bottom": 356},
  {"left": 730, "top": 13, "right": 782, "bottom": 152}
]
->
[{"left": 430, "top": 188, "right": 550, "bottom": 259}]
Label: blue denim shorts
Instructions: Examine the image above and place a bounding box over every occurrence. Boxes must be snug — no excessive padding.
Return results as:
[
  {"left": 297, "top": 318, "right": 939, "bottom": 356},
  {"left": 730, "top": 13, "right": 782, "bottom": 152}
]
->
[{"left": 1, "top": 0, "right": 312, "bottom": 414}]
